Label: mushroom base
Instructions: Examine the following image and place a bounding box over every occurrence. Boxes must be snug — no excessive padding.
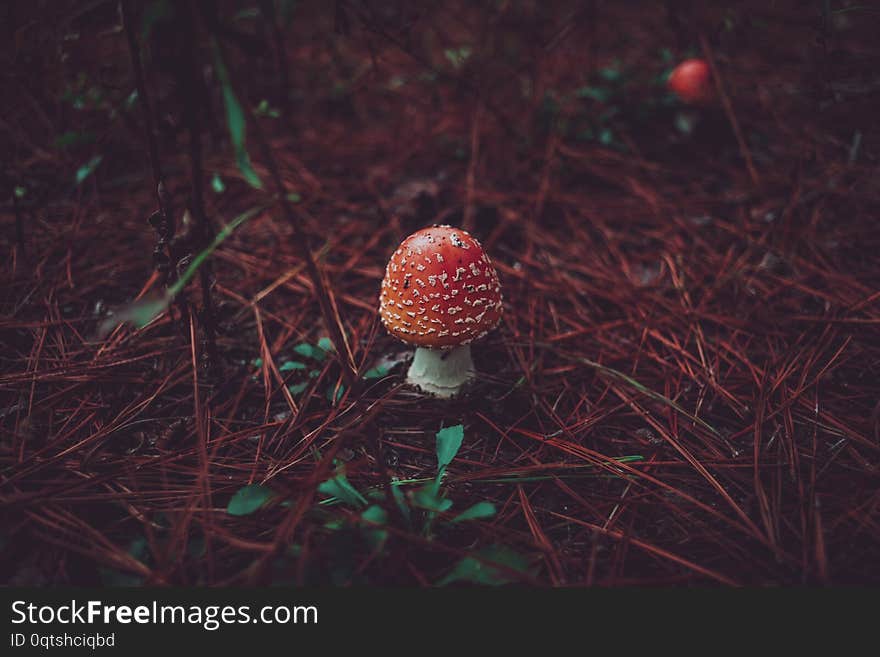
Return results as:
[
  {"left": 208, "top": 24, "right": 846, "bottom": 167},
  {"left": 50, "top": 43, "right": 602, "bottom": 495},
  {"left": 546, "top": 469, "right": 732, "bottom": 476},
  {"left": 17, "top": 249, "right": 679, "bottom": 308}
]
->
[{"left": 406, "top": 344, "right": 474, "bottom": 398}]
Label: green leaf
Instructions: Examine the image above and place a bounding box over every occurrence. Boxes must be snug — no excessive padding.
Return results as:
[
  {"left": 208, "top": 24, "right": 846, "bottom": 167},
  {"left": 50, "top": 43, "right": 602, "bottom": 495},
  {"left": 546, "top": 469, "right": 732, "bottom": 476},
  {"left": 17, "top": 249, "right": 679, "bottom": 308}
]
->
[
  {"left": 124, "top": 90, "right": 139, "bottom": 110},
  {"left": 318, "top": 472, "right": 367, "bottom": 508},
  {"left": 252, "top": 357, "right": 263, "bottom": 367},
  {"left": 436, "top": 424, "right": 464, "bottom": 471},
  {"left": 575, "top": 86, "right": 612, "bottom": 103},
  {"left": 211, "top": 172, "right": 226, "bottom": 194},
  {"left": 13, "top": 186, "right": 26, "bottom": 199},
  {"left": 288, "top": 382, "right": 308, "bottom": 395},
  {"left": 411, "top": 484, "right": 453, "bottom": 512},
  {"left": 390, "top": 482, "right": 410, "bottom": 524},
  {"left": 362, "top": 366, "right": 387, "bottom": 380},
  {"left": 317, "top": 337, "right": 334, "bottom": 352},
  {"left": 54, "top": 130, "right": 95, "bottom": 150},
  {"left": 360, "top": 505, "right": 388, "bottom": 551},
  {"left": 598, "top": 128, "right": 615, "bottom": 146},
  {"left": 128, "top": 535, "right": 150, "bottom": 562},
  {"left": 361, "top": 505, "right": 387, "bottom": 524},
  {"left": 286, "top": 192, "right": 302, "bottom": 203},
  {"left": 255, "top": 99, "right": 280, "bottom": 118},
  {"left": 293, "top": 341, "right": 330, "bottom": 361},
  {"left": 438, "top": 545, "right": 532, "bottom": 586},
  {"left": 227, "top": 484, "right": 274, "bottom": 516},
  {"left": 444, "top": 46, "right": 472, "bottom": 68},
  {"left": 212, "top": 41, "right": 262, "bottom": 189},
  {"left": 387, "top": 75, "right": 407, "bottom": 90},
  {"left": 599, "top": 66, "right": 622, "bottom": 83},
  {"left": 75, "top": 155, "right": 103, "bottom": 186},
  {"left": 450, "top": 501, "right": 496, "bottom": 523},
  {"left": 293, "top": 343, "right": 320, "bottom": 360},
  {"left": 675, "top": 112, "right": 696, "bottom": 135},
  {"left": 279, "top": 360, "right": 306, "bottom": 372},
  {"left": 326, "top": 384, "right": 345, "bottom": 404}
]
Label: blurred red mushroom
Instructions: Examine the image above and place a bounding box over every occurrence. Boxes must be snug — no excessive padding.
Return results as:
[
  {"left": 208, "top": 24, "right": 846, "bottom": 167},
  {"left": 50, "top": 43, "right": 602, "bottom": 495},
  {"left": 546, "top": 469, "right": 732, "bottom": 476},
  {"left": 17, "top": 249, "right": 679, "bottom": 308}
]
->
[
  {"left": 667, "top": 58, "right": 713, "bottom": 105},
  {"left": 379, "top": 225, "right": 503, "bottom": 397}
]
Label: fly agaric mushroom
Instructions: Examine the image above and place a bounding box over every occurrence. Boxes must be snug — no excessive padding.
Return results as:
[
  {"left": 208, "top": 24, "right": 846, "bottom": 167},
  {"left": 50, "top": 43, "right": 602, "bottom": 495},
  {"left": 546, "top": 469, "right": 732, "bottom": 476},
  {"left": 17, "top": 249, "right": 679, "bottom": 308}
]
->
[
  {"left": 667, "top": 58, "right": 713, "bottom": 105},
  {"left": 379, "top": 225, "right": 502, "bottom": 397}
]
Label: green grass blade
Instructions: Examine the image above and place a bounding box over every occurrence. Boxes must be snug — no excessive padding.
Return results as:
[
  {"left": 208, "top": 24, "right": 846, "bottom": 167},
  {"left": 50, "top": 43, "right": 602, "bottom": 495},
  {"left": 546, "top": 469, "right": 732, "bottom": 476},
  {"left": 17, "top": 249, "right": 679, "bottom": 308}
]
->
[
  {"left": 212, "top": 40, "right": 262, "bottom": 189},
  {"left": 99, "top": 204, "right": 264, "bottom": 336},
  {"left": 577, "top": 357, "right": 721, "bottom": 437}
]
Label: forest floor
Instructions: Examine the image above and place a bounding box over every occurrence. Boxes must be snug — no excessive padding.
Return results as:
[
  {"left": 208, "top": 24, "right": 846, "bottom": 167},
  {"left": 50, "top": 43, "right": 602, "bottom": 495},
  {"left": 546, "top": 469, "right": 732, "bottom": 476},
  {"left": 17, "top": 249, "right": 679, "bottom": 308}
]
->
[{"left": 2, "top": 1, "right": 879, "bottom": 586}]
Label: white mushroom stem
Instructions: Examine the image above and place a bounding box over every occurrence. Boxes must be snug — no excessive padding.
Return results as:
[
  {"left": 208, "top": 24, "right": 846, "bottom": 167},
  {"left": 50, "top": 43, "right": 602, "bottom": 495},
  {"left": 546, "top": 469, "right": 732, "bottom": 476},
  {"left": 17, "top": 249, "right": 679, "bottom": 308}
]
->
[{"left": 407, "top": 344, "right": 474, "bottom": 398}]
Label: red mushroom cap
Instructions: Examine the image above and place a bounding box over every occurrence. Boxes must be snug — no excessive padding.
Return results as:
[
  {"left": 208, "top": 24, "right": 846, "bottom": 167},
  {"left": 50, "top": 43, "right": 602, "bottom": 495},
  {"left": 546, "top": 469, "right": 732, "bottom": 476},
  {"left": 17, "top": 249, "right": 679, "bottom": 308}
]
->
[
  {"left": 667, "top": 58, "right": 713, "bottom": 105},
  {"left": 379, "top": 226, "right": 503, "bottom": 349}
]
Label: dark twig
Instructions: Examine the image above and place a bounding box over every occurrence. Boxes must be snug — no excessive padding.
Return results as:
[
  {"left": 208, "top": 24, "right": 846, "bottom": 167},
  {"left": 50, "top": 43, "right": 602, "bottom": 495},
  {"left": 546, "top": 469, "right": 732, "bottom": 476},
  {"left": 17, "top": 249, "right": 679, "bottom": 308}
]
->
[
  {"left": 258, "top": 0, "right": 291, "bottom": 114},
  {"left": 119, "top": 0, "right": 176, "bottom": 283},
  {"left": 180, "top": 0, "right": 219, "bottom": 370}
]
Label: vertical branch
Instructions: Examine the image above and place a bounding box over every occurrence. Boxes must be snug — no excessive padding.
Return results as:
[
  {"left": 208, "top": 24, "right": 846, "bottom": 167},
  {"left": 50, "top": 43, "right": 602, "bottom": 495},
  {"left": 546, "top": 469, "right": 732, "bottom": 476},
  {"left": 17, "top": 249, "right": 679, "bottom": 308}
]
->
[
  {"left": 180, "top": 0, "right": 219, "bottom": 369},
  {"left": 258, "top": 0, "right": 291, "bottom": 114},
  {"left": 119, "top": 0, "right": 176, "bottom": 282}
]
